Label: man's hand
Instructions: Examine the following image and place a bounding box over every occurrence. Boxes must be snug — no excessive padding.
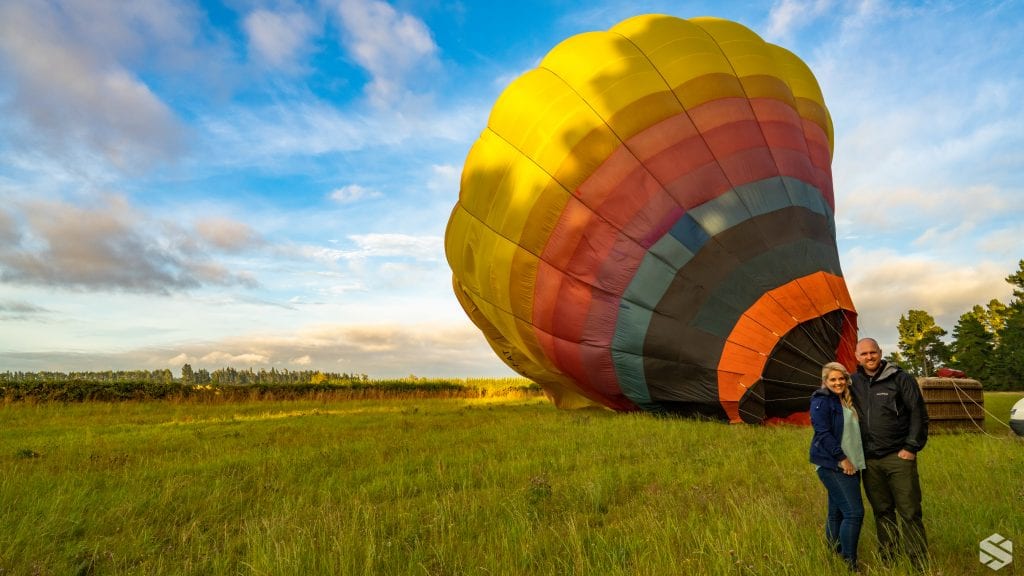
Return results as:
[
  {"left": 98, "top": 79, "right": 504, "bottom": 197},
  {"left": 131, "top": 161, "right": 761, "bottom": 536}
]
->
[{"left": 897, "top": 449, "right": 916, "bottom": 461}]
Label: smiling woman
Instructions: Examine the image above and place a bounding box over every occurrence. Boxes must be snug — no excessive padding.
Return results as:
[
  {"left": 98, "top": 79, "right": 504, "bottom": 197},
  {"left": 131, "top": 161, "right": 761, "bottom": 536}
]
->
[{"left": 446, "top": 14, "right": 858, "bottom": 423}]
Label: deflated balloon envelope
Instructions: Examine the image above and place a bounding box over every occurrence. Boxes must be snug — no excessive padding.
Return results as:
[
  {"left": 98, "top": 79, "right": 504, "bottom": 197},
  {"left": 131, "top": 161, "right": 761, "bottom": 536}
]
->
[{"left": 445, "top": 14, "right": 858, "bottom": 423}]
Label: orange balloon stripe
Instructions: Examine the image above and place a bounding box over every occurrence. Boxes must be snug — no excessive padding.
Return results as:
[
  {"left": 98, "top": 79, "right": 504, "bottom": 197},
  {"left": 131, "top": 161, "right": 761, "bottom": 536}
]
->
[{"left": 717, "top": 271, "right": 856, "bottom": 422}]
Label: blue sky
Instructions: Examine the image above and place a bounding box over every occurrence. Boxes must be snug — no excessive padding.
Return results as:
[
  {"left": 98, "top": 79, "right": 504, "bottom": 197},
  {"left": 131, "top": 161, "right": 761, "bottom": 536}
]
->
[{"left": 1, "top": 0, "right": 1022, "bottom": 377}]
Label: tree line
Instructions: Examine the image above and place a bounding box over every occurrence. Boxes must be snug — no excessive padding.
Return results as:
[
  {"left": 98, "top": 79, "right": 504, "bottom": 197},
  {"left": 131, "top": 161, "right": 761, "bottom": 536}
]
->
[
  {"left": 0, "top": 367, "right": 370, "bottom": 387},
  {"left": 888, "top": 259, "right": 1023, "bottom": 390}
]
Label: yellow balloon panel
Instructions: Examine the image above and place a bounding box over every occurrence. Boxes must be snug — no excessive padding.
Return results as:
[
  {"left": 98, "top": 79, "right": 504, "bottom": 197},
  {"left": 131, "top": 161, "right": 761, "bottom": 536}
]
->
[
  {"left": 612, "top": 16, "right": 736, "bottom": 99},
  {"left": 487, "top": 69, "right": 620, "bottom": 194},
  {"left": 453, "top": 278, "right": 545, "bottom": 375},
  {"left": 507, "top": 245, "right": 540, "bottom": 323},
  {"left": 457, "top": 136, "right": 514, "bottom": 222},
  {"left": 463, "top": 131, "right": 562, "bottom": 245},
  {"left": 443, "top": 205, "right": 482, "bottom": 289},
  {"left": 447, "top": 208, "right": 553, "bottom": 381},
  {"left": 516, "top": 179, "right": 571, "bottom": 256},
  {"left": 455, "top": 275, "right": 594, "bottom": 409},
  {"left": 447, "top": 209, "right": 516, "bottom": 334},
  {"left": 691, "top": 18, "right": 780, "bottom": 79},
  {"left": 540, "top": 31, "right": 681, "bottom": 141},
  {"left": 767, "top": 45, "right": 834, "bottom": 153}
]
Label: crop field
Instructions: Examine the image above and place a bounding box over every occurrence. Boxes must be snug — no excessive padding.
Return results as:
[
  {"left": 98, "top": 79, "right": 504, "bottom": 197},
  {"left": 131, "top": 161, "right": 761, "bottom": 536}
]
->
[{"left": 1, "top": 392, "right": 1021, "bottom": 575}]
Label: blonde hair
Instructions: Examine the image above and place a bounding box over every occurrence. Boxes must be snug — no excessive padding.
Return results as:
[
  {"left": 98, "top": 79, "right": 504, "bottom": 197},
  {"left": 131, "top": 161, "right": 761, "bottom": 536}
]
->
[{"left": 821, "top": 361, "right": 855, "bottom": 413}]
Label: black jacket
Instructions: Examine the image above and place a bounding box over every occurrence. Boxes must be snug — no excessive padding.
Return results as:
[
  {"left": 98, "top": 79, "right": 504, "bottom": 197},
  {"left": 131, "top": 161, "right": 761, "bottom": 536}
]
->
[{"left": 850, "top": 360, "right": 928, "bottom": 458}]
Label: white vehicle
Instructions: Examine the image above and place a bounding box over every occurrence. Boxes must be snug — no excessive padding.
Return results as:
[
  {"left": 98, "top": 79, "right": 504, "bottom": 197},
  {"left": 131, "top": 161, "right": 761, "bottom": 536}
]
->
[{"left": 1011, "top": 397, "right": 1024, "bottom": 436}]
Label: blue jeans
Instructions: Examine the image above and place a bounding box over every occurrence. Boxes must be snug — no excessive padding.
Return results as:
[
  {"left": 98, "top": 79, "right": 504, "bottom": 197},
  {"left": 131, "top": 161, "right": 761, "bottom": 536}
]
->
[{"left": 817, "top": 467, "right": 865, "bottom": 567}]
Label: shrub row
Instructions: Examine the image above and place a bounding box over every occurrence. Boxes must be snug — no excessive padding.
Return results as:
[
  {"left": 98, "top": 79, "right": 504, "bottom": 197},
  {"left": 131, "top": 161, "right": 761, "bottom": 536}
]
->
[{"left": 0, "top": 379, "right": 544, "bottom": 403}]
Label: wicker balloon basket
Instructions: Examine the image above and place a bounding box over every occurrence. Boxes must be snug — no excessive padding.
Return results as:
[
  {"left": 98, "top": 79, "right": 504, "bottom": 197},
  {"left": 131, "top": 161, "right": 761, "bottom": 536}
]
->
[{"left": 917, "top": 377, "right": 985, "bottom": 432}]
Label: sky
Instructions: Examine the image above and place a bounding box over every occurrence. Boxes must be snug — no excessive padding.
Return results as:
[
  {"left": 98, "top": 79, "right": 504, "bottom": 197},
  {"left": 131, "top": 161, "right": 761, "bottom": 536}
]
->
[{"left": 1, "top": 0, "right": 1022, "bottom": 378}]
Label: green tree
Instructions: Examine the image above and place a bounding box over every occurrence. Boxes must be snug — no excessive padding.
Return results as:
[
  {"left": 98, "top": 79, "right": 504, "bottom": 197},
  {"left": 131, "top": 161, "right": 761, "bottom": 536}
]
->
[
  {"left": 884, "top": 349, "right": 905, "bottom": 367},
  {"left": 181, "top": 363, "right": 194, "bottom": 386},
  {"left": 897, "top": 309, "right": 948, "bottom": 377},
  {"left": 989, "top": 260, "right": 1024, "bottom": 390},
  {"left": 975, "top": 299, "right": 1009, "bottom": 344},
  {"left": 949, "top": 308, "right": 993, "bottom": 381},
  {"left": 194, "top": 368, "right": 211, "bottom": 385},
  {"left": 1006, "top": 259, "right": 1024, "bottom": 302}
]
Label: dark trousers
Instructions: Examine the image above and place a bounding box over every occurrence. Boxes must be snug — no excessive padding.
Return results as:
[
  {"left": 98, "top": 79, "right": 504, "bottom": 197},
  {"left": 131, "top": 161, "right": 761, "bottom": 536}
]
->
[
  {"left": 816, "top": 467, "right": 865, "bottom": 568},
  {"left": 863, "top": 452, "right": 928, "bottom": 565}
]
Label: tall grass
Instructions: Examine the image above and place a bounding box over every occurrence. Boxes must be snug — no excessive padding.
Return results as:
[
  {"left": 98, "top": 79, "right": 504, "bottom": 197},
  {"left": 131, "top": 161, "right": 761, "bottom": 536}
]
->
[{"left": 1, "top": 393, "right": 1021, "bottom": 575}]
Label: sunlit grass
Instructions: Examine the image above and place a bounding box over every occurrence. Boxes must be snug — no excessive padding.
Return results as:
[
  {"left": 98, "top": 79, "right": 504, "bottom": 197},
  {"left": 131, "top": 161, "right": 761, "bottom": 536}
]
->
[{"left": 1, "top": 393, "right": 1021, "bottom": 575}]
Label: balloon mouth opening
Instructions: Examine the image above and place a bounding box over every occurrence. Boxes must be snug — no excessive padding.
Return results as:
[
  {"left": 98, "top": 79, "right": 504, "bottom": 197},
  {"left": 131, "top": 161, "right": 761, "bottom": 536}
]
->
[{"left": 739, "top": 309, "right": 857, "bottom": 424}]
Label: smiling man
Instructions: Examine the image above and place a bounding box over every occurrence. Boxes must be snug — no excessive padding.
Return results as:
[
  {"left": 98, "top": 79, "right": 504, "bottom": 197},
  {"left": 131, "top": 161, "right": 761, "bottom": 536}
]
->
[{"left": 851, "top": 337, "right": 929, "bottom": 570}]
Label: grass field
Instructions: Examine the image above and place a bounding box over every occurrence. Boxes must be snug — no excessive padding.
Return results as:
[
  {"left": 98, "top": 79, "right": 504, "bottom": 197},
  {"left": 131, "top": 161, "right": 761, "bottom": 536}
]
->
[{"left": 2, "top": 392, "right": 1021, "bottom": 575}]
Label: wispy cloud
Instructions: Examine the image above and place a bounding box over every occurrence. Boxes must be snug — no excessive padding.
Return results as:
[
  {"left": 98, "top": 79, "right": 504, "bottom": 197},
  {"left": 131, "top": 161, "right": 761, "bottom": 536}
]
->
[
  {"left": 334, "top": 0, "right": 440, "bottom": 107},
  {"left": 764, "top": 0, "right": 833, "bottom": 41},
  {"left": 426, "top": 164, "right": 460, "bottom": 195},
  {"left": 0, "top": 195, "right": 258, "bottom": 294},
  {"left": 297, "top": 233, "right": 441, "bottom": 264},
  {"left": 199, "top": 98, "right": 481, "bottom": 168},
  {"left": 0, "top": 1, "right": 193, "bottom": 173},
  {"left": 844, "top": 248, "right": 1014, "bottom": 351},
  {"left": 347, "top": 234, "right": 443, "bottom": 261},
  {"left": 328, "top": 184, "right": 382, "bottom": 203},
  {"left": 838, "top": 184, "right": 1019, "bottom": 239},
  {"left": 244, "top": 8, "right": 319, "bottom": 71},
  {"left": 0, "top": 299, "right": 50, "bottom": 320},
  {"left": 194, "top": 218, "right": 264, "bottom": 253}
]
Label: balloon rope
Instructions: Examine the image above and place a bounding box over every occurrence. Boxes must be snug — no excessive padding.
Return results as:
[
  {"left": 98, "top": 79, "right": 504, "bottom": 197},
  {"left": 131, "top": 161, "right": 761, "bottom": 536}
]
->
[
  {"left": 783, "top": 280, "right": 848, "bottom": 360},
  {"left": 950, "top": 381, "right": 1014, "bottom": 438},
  {"left": 764, "top": 394, "right": 820, "bottom": 402},
  {"left": 764, "top": 334, "right": 829, "bottom": 375}
]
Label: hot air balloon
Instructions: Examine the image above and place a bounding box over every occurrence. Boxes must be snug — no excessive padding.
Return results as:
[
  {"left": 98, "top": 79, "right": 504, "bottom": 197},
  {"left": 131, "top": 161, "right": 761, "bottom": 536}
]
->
[{"left": 445, "top": 14, "right": 858, "bottom": 424}]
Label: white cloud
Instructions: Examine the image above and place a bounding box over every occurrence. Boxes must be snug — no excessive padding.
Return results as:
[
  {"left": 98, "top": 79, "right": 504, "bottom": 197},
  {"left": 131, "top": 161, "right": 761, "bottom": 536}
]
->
[
  {"left": 199, "top": 98, "right": 481, "bottom": 167},
  {"left": 334, "top": 0, "right": 440, "bottom": 107},
  {"left": 296, "top": 233, "right": 442, "bottom": 265},
  {"left": 244, "top": 9, "right": 318, "bottom": 70},
  {"left": 765, "top": 0, "right": 833, "bottom": 40},
  {"left": 976, "top": 226, "right": 1024, "bottom": 258},
  {"left": 328, "top": 184, "right": 381, "bottom": 203},
  {"left": 194, "top": 217, "right": 263, "bottom": 252},
  {"left": 427, "top": 164, "right": 461, "bottom": 195},
  {"left": 843, "top": 248, "right": 1014, "bottom": 351},
  {"left": 0, "top": 195, "right": 258, "bottom": 293},
  {"left": 838, "top": 184, "right": 1016, "bottom": 239},
  {"left": 910, "top": 221, "right": 977, "bottom": 250},
  {"left": 0, "top": 1, "right": 188, "bottom": 172},
  {"left": 348, "top": 233, "right": 443, "bottom": 261},
  {"left": 0, "top": 299, "right": 49, "bottom": 320},
  {"left": 201, "top": 351, "right": 270, "bottom": 365}
]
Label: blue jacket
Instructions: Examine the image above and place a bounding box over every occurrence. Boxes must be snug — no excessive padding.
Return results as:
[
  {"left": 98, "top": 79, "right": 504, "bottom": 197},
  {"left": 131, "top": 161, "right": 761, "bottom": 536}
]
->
[{"left": 809, "top": 387, "right": 847, "bottom": 470}]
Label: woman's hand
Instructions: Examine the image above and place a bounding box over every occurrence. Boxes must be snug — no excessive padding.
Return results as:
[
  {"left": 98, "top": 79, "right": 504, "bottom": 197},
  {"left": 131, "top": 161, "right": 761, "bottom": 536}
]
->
[{"left": 839, "top": 458, "right": 857, "bottom": 475}]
